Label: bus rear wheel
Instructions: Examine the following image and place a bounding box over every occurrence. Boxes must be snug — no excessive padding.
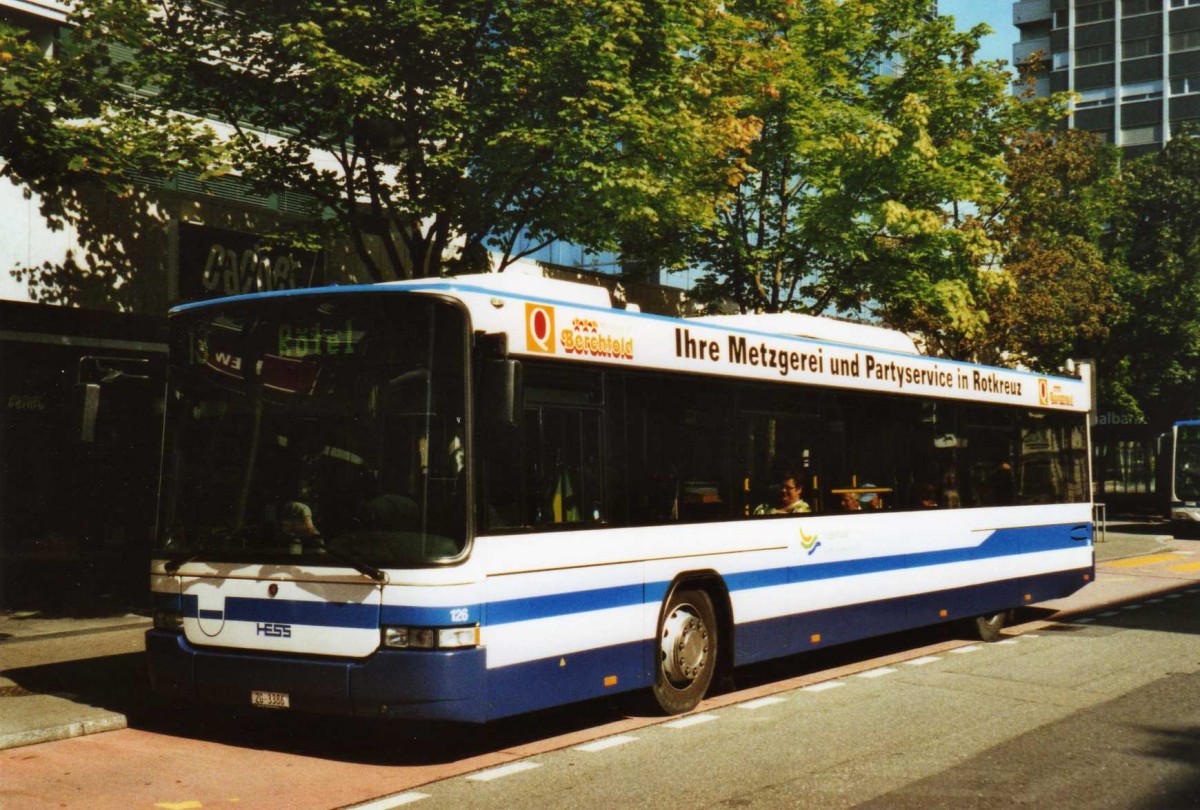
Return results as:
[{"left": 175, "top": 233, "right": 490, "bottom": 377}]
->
[{"left": 652, "top": 588, "right": 717, "bottom": 715}]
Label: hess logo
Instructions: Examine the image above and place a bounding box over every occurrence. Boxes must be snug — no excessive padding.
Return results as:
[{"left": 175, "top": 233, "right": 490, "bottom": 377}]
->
[
  {"left": 526, "top": 303, "right": 556, "bottom": 354},
  {"left": 256, "top": 622, "right": 292, "bottom": 638}
]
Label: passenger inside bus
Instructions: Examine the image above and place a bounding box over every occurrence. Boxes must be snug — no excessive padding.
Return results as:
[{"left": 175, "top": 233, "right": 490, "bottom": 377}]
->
[{"left": 755, "top": 474, "right": 811, "bottom": 515}]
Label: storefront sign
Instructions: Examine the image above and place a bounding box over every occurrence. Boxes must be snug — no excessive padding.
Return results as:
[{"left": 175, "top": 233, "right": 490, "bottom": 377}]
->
[{"left": 179, "top": 224, "right": 324, "bottom": 301}]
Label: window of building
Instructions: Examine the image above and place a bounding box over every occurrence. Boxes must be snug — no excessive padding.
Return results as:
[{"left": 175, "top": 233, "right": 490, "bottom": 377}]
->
[
  {"left": 1054, "top": 8, "right": 1070, "bottom": 28},
  {"left": 1124, "top": 0, "right": 1162, "bottom": 14},
  {"left": 1122, "top": 36, "right": 1163, "bottom": 59},
  {"left": 1171, "top": 0, "right": 1200, "bottom": 8},
  {"left": 1122, "top": 79, "right": 1165, "bottom": 100},
  {"left": 1171, "top": 73, "right": 1200, "bottom": 93},
  {"left": 1171, "top": 28, "right": 1200, "bottom": 51},
  {"left": 1121, "top": 124, "right": 1164, "bottom": 145},
  {"left": 1053, "top": 50, "right": 1071, "bottom": 70},
  {"left": 1076, "top": 2, "right": 1115, "bottom": 23},
  {"left": 1076, "top": 43, "right": 1116, "bottom": 65},
  {"left": 1077, "top": 87, "right": 1116, "bottom": 108}
]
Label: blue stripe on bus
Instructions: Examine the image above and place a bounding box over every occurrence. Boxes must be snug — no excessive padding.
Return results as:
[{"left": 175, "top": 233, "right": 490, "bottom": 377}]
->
[
  {"left": 380, "top": 604, "right": 481, "bottom": 626},
  {"left": 485, "top": 583, "right": 644, "bottom": 625},
  {"left": 223, "top": 598, "right": 378, "bottom": 628},
  {"left": 482, "top": 565, "right": 1092, "bottom": 721},
  {"left": 484, "top": 521, "right": 1089, "bottom": 627},
  {"left": 160, "top": 522, "right": 1089, "bottom": 633}
]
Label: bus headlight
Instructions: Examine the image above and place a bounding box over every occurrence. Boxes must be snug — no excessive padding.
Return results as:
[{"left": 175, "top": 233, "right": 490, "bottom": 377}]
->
[
  {"left": 153, "top": 609, "right": 183, "bottom": 631},
  {"left": 382, "top": 625, "right": 480, "bottom": 650}
]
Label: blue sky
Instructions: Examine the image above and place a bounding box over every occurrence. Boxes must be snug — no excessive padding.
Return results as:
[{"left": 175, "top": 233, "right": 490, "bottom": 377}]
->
[{"left": 938, "top": 1, "right": 1018, "bottom": 66}]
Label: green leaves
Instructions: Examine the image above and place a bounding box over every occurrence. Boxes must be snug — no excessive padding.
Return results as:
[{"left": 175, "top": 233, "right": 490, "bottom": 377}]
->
[
  {"left": 1102, "top": 128, "right": 1200, "bottom": 422},
  {"left": 681, "top": 0, "right": 1046, "bottom": 318}
]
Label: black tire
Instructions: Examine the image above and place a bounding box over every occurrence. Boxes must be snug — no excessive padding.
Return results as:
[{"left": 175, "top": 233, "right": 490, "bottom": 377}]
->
[
  {"left": 652, "top": 588, "right": 718, "bottom": 715},
  {"left": 975, "top": 610, "right": 1008, "bottom": 642}
]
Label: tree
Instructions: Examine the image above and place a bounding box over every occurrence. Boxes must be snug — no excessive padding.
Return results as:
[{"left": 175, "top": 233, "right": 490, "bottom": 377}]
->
[
  {"left": 909, "top": 129, "right": 1120, "bottom": 371},
  {"left": 28, "top": 0, "right": 753, "bottom": 283},
  {"left": 681, "top": 1, "right": 1064, "bottom": 322},
  {"left": 1, "top": 17, "right": 219, "bottom": 309},
  {"left": 1104, "top": 127, "right": 1200, "bottom": 423}
]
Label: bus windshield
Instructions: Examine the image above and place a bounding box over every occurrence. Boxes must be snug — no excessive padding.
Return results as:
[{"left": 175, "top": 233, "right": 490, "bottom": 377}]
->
[
  {"left": 155, "top": 293, "right": 468, "bottom": 569},
  {"left": 1176, "top": 424, "right": 1200, "bottom": 502}
]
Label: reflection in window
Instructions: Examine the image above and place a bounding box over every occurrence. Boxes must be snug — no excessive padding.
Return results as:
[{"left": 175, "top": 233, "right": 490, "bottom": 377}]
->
[{"left": 1017, "top": 415, "right": 1089, "bottom": 504}]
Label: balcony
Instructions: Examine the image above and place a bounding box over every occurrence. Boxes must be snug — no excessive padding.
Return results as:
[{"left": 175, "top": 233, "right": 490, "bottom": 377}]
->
[
  {"left": 1, "top": 0, "right": 71, "bottom": 23},
  {"left": 1013, "top": 37, "right": 1053, "bottom": 65},
  {"left": 1013, "top": 0, "right": 1052, "bottom": 28}
]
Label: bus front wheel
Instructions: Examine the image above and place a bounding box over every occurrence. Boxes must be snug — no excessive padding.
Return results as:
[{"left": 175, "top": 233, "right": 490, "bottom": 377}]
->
[{"left": 652, "top": 588, "right": 717, "bottom": 715}]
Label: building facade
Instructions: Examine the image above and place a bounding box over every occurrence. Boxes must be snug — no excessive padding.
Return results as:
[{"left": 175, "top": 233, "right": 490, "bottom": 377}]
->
[{"left": 1014, "top": 0, "right": 1200, "bottom": 156}]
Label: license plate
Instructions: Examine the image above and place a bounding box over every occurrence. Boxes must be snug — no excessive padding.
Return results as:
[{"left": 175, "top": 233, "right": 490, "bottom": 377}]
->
[{"left": 250, "top": 690, "right": 290, "bottom": 709}]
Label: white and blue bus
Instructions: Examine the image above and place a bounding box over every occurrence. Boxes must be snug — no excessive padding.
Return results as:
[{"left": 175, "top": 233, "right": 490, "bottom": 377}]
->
[
  {"left": 147, "top": 266, "right": 1095, "bottom": 722},
  {"left": 1166, "top": 420, "right": 1200, "bottom": 528}
]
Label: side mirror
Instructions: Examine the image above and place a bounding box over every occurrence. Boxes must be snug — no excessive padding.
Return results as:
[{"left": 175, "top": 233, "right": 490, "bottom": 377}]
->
[{"left": 483, "top": 358, "right": 522, "bottom": 431}]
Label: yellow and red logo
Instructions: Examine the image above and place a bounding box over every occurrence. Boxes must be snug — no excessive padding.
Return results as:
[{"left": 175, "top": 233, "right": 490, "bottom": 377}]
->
[
  {"left": 1038, "top": 378, "right": 1075, "bottom": 408},
  {"left": 526, "top": 303, "right": 556, "bottom": 354}
]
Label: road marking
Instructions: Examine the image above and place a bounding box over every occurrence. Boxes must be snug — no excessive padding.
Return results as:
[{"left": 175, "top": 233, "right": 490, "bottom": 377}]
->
[
  {"left": 1186, "top": 589, "right": 1200, "bottom": 594},
  {"left": 345, "top": 792, "right": 430, "bottom": 809},
  {"left": 950, "top": 645, "right": 982, "bottom": 654},
  {"left": 665, "top": 713, "right": 718, "bottom": 728},
  {"left": 1072, "top": 618, "right": 1096, "bottom": 624},
  {"left": 1122, "top": 604, "right": 1143, "bottom": 610},
  {"left": 996, "top": 638, "right": 1020, "bottom": 644},
  {"left": 467, "top": 762, "right": 542, "bottom": 782},
  {"left": 906, "top": 656, "right": 941, "bottom": 666},
  {"left": 1106, "top": 553, "right": 1187, "bottom": 568},
  {"left": 1099, "top": 611, "right": 1120, "bottom": 617},
  {"left": 1146, "top": 598, "right": 1164, "bottom": 603},
  {"left": 737, "top": 696, "right": 786, "bottom": 710},
  {"left": 154, "top": 803, "right": 202, "bottom": 810},
  {"left": 856, "top": 667, "right": 898, "bottom": 679},
  {"left": 1167, "top": 562, "right": 1200, "bottom": 573},
  {"left": 1166, "top": 594, "right": 1183, "bottom": 599},
  {"left": 803, "top": 681, "right": 845, "bottom": 692},
  {"left": 576, "top": 735, "right": 638, "bottom": 752}
]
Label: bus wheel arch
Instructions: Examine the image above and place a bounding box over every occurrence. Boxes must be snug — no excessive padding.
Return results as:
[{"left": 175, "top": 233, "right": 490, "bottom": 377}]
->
[{"left": 651, "top": 573, "right": 731, "bottom": 715}]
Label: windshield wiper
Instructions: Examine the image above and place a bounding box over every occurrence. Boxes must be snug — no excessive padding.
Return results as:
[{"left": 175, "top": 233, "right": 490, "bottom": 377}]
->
[
  {"left": 316, "top": 539, "right": 388, "bottom": 584},
  {"left": 163, "top": 553, "right": 199, "bottom": 576}
]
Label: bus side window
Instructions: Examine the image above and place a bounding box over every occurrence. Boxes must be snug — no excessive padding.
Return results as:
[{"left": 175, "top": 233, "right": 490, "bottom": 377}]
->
[
  {"left": 525, "top": 407, "right": 604, "bottom": 525},
  {"left": 628, "top": 378, "right": 734, "bottom": 525}
]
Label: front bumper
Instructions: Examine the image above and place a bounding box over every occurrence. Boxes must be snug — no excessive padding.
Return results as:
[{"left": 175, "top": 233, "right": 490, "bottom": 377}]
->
[{"left": 146, "top": 630, "right": 488, "bottom": 723}]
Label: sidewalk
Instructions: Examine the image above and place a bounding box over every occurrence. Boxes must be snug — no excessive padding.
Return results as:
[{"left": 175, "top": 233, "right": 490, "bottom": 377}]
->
[
  {"left": 0, "top": 522, "right": 1180, "bottom": 752},
  {"left": 0, "top": 609, "right": 150, "bottom": 750}
]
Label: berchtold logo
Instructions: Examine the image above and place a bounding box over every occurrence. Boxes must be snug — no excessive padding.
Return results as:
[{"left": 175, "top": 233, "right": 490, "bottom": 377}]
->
[{"left": 257, "top": 622, "right": 292, "bottom": 638}]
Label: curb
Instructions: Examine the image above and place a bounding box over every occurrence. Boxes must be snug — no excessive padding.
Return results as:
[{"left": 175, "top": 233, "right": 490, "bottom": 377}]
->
[
  {"left": 0, "top": 713, "right": 128, "bottom": 752},
  {"left": 0, "top": 619, "right": 151, "bottom": 646}
]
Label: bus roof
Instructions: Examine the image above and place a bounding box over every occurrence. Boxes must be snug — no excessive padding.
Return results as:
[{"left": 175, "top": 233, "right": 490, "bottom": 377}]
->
[{"left": 170, "top": 266, "right": 1091, "bottom": 413}]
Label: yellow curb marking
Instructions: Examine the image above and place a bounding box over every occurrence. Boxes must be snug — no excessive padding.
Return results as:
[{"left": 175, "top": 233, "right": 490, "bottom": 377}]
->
[
  {"left": 154, "top": 802, "right": 203, "bottom": 810},
  {"left": 1166, "top": 561, "right": 1200, "bottom": 573},
  {"left": 1104, "top": 553, "right": 1186, "bottom": 568}
]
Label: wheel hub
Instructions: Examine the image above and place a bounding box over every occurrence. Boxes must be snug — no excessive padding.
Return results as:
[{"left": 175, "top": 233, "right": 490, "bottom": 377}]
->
[{"left": 660, "top": 605, "right": 709, "bottom": 686}]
